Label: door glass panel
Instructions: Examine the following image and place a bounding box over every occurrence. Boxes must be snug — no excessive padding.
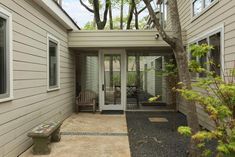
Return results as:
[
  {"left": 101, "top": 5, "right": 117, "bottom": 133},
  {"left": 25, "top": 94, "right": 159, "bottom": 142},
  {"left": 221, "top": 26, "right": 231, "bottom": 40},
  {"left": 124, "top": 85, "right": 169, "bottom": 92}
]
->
[{"left": 104, "top": 54, "right": 121, "bottom": 105}]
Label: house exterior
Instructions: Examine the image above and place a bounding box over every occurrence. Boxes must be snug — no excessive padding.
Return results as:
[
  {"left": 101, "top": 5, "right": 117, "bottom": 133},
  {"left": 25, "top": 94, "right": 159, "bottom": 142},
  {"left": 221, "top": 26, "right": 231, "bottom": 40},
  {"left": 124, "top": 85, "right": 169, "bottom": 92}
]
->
[
  {"left": 146, "top": 0, "right": 234, "bottom": 130},
  {"left": 177, "top": 0, "right": 234, "bottom": 130},
  {"left": 0, "top": 0, "right": 234, "bottom": 156},
  {"left": 0, "top": 0, "right": 78, "bottom": 156}
]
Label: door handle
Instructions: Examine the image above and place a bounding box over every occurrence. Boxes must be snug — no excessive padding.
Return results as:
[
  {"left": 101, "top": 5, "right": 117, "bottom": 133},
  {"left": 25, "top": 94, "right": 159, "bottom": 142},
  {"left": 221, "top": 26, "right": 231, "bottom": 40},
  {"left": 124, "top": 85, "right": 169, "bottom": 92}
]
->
[{"left": 102, "top": 84, "right": 105, "bottom": 91}]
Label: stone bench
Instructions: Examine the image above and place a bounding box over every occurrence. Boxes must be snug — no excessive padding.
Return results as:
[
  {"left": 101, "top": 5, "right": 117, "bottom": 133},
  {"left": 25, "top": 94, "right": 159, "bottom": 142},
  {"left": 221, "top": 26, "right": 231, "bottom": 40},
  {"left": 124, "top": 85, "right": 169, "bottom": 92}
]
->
[{"left": 28, "top": 121, "right": 62, "bottom": 155}]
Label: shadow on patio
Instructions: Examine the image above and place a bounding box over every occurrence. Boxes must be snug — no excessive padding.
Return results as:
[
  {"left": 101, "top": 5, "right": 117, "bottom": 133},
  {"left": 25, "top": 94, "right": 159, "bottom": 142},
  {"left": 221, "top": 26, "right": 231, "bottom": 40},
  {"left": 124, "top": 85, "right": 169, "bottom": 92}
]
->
[{"left": 20, "top": 113, "right": 131, "bottom": 157}]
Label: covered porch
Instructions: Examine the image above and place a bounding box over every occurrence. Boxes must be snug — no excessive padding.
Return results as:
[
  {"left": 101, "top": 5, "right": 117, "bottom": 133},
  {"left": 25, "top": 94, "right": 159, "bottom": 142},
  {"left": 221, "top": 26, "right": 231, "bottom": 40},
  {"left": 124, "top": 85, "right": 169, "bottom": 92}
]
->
[{"left": 69, "top": 30, "right": 186, "bottom": 112}]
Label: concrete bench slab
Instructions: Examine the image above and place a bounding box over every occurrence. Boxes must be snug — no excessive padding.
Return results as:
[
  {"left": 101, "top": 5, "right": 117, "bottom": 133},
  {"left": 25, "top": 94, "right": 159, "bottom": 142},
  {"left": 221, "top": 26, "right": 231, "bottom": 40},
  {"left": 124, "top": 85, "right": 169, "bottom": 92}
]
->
[{"left": 28, "top": 121, "right": 62, "bottom": 155}]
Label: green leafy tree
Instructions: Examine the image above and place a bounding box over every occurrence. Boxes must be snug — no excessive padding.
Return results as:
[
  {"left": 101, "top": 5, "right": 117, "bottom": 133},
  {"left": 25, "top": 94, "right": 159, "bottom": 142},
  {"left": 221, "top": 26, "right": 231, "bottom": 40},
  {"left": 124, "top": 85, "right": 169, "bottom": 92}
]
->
[
  {"left": 83, "top": 21, "right": 96, "bottom": 30},
  {"left": 177, "top": 44, "right": 235, "bottom": 157}
]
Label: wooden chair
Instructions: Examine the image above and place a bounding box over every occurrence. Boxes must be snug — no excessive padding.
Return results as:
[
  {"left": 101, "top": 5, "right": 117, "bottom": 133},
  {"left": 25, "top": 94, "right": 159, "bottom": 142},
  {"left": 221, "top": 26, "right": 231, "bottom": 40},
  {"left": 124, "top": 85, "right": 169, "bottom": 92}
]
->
[{"left": 76, "top": 90, "right": 96, "bottom": 113}]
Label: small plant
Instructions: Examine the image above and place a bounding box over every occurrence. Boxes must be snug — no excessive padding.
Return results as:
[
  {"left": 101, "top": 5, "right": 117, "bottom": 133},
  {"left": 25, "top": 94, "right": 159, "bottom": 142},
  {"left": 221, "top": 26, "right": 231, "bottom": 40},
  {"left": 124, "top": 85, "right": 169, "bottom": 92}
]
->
[
  {"left": 177, "top": 44, "right": 235, "bottom": 157},
  {"left": 148, "top": 95, "right": 161, "bottom": 102}
]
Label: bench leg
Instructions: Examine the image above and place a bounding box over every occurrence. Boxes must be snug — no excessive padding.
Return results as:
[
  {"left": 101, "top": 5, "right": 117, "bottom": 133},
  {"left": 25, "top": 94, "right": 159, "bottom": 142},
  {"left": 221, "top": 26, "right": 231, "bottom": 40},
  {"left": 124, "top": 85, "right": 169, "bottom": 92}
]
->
[
  {"left": 93, "top": 105, "right": 96, "bottom": 114},
  {"left": 51, "top": 127, "right": 61, "bottom": 142},
  {"left": 32, "top": 137, "right": 51, "bottom": 155}
]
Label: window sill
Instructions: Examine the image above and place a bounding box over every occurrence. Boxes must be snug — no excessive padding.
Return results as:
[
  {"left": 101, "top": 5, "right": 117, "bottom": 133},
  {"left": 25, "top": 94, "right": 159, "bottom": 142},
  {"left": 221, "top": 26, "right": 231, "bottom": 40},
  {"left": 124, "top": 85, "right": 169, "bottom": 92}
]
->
[
  {"left": 191, "top": 0, "right": 219, "bottom": 23},
  {"left": 0, "top": 96, "right": 13, "bottom": 103},
  {"left": 47, "top": 87, "right": 60, "bottom": 92}
]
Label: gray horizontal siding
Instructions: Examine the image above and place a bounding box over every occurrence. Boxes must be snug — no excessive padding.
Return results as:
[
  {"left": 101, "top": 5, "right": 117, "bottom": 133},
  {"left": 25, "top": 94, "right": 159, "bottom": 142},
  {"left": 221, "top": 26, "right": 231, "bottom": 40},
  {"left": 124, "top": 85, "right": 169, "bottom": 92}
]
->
[{"left": 0, "top": 0, "right": 75, "bottom": 156}]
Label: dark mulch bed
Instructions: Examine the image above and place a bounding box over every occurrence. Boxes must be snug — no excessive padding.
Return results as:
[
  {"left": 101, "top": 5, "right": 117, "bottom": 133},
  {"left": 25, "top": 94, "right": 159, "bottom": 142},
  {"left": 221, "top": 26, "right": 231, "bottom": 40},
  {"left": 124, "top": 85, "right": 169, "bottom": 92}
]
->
[{"left": 126, "top": 111, "right": 190, "bottom": 157}]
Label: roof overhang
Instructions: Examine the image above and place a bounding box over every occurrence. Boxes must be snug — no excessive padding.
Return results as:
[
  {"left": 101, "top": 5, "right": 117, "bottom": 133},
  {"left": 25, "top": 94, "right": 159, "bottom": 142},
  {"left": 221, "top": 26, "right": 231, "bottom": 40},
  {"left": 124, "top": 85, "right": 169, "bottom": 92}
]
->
[
  {"left": 68, "top": 30, "right": 187, "bottom": 49},
  {"left": 34, "top": 0, "right": 80, "bottom": 31}
]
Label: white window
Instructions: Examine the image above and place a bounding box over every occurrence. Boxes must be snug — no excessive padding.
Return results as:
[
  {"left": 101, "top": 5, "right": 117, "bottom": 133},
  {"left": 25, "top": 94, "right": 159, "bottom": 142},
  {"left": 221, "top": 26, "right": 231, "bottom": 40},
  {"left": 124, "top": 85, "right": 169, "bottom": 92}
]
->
[
  {"left": 0, "top": 7, "right": 13, "bottom": 102},
  {"left": 189, "top": 26, "right": 223, "bottom": 79},
  {"left": 47, "top": 34, "right": 60, "bottom": 91},
  {"left": 192, "top": 0, "right": 216, "bottom": 16}
]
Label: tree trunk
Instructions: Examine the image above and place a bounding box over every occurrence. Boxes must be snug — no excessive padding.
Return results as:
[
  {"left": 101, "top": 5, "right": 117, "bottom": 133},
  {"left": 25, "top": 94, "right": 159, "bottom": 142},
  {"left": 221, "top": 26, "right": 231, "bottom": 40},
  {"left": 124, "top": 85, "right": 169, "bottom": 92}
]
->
[
  {"left": 135, "top": 54, "right": 140, "bottom": 108},
  {"left": 93, "top": 0, "right": 110, "bottom": 30},
  {"left": 109, "top": 2, "right": 113, "bottom": 30},
  {"left": 120, "top": 0, "right": 124, "bottom": 29},
  {"left": 143, "top": 0, "right": 200, "bottom": 156},
  {"left": 134, "top": 7, "right": 139, "bottom": 29},
  {"left": 126, "top": 0, "right": 135, "bottom": 29},
  {"left": 80, "top": 0, "right": 110, "bottom": 30}
]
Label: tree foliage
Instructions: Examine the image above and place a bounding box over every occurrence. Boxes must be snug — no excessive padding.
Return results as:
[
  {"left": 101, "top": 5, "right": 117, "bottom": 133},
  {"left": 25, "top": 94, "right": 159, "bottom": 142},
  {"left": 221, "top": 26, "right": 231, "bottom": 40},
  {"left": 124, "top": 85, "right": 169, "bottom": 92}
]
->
[
  {"left": 80, "top": 0, "right": 148, "bottom": 30},
  {"left": 177, "top": 44, "right": 235, "bottom": 157}
]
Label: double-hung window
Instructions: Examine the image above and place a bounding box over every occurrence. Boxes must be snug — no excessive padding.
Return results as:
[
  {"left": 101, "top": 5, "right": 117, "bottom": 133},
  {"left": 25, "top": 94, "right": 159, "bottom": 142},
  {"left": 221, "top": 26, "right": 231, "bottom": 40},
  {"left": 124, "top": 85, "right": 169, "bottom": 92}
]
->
[
  {"left": 0, "top": 7, "right": 12, "bottom": 102},
  {"left": 189, "top": 28, "right": 222, "bottom": 79},
  {"left": 47, "top": 35, "right": 60, "bottom": 91},
  {"left": 192, "top": 0, "right": 216, "bottom": 16}
]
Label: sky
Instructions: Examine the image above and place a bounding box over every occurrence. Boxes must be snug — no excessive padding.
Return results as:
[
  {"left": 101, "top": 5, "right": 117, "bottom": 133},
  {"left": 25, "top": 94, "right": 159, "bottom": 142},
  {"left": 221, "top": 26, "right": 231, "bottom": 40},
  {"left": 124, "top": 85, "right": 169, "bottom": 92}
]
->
[{"left": 62, "top": 0, "right": 154, "bottom": 29}]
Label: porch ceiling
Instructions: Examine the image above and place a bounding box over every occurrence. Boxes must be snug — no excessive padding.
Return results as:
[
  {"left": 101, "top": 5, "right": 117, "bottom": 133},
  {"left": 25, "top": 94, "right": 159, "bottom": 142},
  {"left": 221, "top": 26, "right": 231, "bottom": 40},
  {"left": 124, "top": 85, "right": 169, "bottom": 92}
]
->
[{"left": 68, "top": 30, "right": 187, "bottom": 48}]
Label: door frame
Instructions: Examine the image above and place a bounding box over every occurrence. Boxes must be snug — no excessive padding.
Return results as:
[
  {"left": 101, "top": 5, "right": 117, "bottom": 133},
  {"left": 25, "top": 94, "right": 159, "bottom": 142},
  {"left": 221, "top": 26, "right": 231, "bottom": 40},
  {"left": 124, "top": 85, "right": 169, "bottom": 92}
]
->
[{"left": 99, "top": 49, "right": 127, "bottom": 111}]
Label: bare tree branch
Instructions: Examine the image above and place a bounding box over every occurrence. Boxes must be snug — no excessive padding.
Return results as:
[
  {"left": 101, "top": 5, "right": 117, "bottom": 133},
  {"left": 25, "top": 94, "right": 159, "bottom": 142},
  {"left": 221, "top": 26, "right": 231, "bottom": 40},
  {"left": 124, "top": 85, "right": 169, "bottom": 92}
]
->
[
  {"left": 109, "top": 1, "right": 113, "bottom": 29},
  {"left": 134, "top": 6, "right": 139, "bottom": 29},
  {"left": 80, "top": 0, "right": 94, "bottom": 13},
  {"left": 92, "top": 0, "right": 110, "bottom": 29},
  {"left": 102, "top": 0, "right": 110, "bottom": 25},
  {"left": 137, "top": 0, "right": 153, "bottom": 15},
  {"left": 127, "top": 0, "right": 135, "bottom": 29}
]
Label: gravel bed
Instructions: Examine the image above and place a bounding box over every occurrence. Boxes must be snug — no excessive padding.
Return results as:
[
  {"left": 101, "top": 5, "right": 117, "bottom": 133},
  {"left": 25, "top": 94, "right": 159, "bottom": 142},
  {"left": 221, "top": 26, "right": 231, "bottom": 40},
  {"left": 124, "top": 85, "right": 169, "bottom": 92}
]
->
[{"left": 126, "top": 111, "right": 190, "bottom": 157}]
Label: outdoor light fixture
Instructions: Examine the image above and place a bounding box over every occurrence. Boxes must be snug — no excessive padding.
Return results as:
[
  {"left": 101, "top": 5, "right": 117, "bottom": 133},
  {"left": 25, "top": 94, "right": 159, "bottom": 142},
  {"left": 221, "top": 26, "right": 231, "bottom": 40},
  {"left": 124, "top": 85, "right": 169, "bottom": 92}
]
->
[{"left": 155, "top": 34, "right": 160, "bottom": 39}]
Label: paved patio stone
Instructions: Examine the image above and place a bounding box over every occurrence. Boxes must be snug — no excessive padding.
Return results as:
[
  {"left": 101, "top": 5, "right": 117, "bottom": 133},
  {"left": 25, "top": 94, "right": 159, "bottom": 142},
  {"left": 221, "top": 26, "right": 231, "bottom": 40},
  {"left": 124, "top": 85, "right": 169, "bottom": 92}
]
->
[
  {"left": 61, "top": 113, "right": 128, "bottom": 134},
  {"left": 20, "top": 113, "right": 131, "bottom": 157}
]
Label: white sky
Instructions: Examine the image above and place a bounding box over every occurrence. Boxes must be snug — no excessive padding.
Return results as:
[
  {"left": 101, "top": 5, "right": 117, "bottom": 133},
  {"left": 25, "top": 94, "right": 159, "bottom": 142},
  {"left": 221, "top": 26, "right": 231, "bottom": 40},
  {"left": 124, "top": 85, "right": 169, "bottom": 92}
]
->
[{"left": 62, "top": 0, "right": 155, "bottom": 29}]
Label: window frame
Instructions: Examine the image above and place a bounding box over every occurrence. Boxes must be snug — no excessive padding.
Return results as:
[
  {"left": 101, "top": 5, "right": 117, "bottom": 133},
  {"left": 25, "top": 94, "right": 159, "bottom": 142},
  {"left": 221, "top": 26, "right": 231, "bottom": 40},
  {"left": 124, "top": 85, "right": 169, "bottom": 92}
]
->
[
  {"left": 0, "top": 7, "right": 13, "bottom": 103},
  {"left": 188, "top": 24, "right": 224, "bottom": 80},
  {"left": 192, "top": 0, "right": 203, "bottom": 16},
  {"left": 47, "top": 34, "right": 60, "bottom": 92},
  {"left": 191, "top": 0, "right": 219, "bottom": 21}
]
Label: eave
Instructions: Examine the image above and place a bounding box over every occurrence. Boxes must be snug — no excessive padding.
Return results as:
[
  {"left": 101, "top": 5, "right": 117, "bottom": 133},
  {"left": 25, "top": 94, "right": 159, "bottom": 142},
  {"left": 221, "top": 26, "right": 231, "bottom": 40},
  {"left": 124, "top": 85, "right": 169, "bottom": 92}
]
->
[{"left": 34, "top": 0, "right": 80, "bottom": 31}]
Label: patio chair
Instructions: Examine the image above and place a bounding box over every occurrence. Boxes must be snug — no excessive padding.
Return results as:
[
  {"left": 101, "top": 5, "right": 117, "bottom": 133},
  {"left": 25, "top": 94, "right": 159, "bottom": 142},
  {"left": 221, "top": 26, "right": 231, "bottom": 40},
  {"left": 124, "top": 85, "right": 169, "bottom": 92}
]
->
[{"left": 76, "top": 90, "right": 96, "bottom": 113}]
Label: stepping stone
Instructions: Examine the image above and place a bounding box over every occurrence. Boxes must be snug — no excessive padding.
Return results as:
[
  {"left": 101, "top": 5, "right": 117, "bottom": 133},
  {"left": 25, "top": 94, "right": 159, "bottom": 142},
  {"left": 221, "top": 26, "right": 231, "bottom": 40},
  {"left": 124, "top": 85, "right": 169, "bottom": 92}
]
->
[{"left": 148, "top": 117, "right": 168, "bottom": 122}]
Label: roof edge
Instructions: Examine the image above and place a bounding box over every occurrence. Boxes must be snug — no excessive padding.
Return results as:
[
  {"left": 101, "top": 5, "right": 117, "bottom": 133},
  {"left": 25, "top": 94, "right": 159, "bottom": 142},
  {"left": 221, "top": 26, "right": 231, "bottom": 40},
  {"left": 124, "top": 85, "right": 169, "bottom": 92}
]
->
[{"left": 34, "top": 0, "right": 80, "bottom": 31}]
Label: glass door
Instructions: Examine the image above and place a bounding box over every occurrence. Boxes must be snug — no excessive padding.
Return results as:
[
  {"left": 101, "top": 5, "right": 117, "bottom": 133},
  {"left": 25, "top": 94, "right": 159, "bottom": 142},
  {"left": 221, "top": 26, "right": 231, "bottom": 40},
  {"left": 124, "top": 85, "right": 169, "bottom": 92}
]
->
[{"left": 99, "top": 49, "right": 126, "bottom": 111}]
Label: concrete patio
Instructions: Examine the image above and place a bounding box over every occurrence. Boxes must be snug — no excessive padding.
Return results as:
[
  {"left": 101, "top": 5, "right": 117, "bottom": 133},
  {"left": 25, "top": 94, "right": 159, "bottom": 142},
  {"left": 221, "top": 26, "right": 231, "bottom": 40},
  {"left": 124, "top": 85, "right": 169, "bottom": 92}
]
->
[{"left": 20, "top": 113, "right": 131, "bottom": 157}]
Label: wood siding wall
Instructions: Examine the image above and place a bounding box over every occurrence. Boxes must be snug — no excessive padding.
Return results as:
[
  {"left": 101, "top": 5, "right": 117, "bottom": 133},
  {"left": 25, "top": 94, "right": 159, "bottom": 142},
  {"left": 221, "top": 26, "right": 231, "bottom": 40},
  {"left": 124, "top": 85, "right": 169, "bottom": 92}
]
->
[
  {"left": 0, "top": 0, "right": 75, "bottom": 157},
  {"left": 68, "top": 30, "right": 187, "bottom": 48},
  {"left": 175, "top": 0, "right": 235, "bottom": 130}
]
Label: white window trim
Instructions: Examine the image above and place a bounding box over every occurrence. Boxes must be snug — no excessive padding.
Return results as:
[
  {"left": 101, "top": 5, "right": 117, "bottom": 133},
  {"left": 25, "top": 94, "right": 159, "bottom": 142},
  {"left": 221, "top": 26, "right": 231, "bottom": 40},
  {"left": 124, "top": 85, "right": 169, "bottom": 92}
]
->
[
  {"left": 191, "top": 0, "right": 219, "bottom": 22},
  {"left": 188, "top": 24, "right": 224, "bottom": 79},
  {"left": 0, "top": 7, "right": 13, "bottom": 103},
  {"left": 47, "top": 34, "right": 60, "bottom": 92}
]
